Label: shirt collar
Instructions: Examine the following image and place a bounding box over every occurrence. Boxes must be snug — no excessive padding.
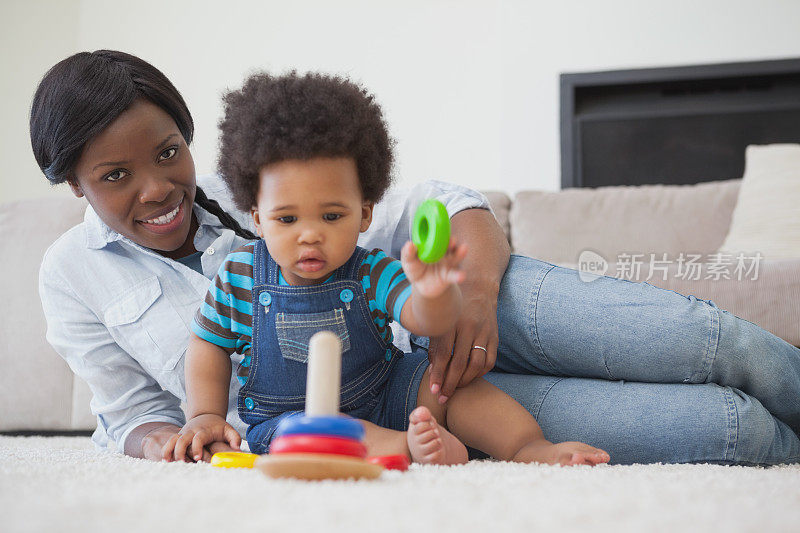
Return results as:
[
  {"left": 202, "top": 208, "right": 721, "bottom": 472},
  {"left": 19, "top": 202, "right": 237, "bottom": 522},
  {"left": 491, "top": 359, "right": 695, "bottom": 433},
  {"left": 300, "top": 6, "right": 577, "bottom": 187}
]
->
[{"left": 83, "top": 201, "right": 222, "bottom": 250}]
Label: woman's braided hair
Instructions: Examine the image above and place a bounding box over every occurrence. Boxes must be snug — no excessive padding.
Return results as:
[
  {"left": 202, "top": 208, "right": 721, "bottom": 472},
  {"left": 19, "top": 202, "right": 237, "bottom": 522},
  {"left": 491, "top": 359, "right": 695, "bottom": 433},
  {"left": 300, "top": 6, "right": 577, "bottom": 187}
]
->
[{"left": 194, "top": 186, "right": 258, "bottom": 240}]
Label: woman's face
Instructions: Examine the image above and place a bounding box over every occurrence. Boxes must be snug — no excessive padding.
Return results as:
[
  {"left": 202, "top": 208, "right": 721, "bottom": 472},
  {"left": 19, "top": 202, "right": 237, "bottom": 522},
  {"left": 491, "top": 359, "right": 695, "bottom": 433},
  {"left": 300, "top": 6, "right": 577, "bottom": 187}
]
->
[{"left": 70, "top": 99, "right": 197, "bottom": 258}]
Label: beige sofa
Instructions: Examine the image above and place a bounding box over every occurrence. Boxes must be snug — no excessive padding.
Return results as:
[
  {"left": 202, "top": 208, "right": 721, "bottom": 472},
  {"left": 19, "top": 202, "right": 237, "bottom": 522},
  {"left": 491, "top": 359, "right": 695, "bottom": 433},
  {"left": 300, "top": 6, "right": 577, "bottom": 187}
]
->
[{"left": 2, "top": 179, "right": 798, "bottom": 433}]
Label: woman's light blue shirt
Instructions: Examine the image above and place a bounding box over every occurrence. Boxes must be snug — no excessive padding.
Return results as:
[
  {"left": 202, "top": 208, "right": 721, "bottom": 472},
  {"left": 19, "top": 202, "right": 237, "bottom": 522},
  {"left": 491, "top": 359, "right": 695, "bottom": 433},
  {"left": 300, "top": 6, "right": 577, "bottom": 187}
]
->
[{"left": 38, "top": 175, "right": 490, "bottom": 453}]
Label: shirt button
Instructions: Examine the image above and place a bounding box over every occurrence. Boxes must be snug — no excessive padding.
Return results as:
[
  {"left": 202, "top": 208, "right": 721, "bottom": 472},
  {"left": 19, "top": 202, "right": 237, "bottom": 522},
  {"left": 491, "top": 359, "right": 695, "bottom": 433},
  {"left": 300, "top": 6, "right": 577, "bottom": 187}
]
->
[
  {"left": 259, "top": 292, "right": 272, "bottom": 306},
  {"left": 339, "top": 289, "right": 354, "bottom": 303},
  {"left": 206, "top": 247, "right": 215, "bottom": 255},
  {"left": 244, "top": 397, "right": 255, "bottom": 410},
  {"left": 385, "top": 349, "right": 392, "bottom": 362}
]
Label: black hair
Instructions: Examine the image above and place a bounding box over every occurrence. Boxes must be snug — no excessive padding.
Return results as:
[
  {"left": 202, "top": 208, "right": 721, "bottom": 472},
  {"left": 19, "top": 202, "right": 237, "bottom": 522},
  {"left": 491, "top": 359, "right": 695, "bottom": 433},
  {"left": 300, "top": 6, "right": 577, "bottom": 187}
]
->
[
  {"left": 194, "top": 186, "right": 257, "bottom": 240},
  {"left": 29, "top": 50, "right": 255, "bottom": 240},
  {"left": 218, "top": 71, "right": 394, "bottom": 212}
]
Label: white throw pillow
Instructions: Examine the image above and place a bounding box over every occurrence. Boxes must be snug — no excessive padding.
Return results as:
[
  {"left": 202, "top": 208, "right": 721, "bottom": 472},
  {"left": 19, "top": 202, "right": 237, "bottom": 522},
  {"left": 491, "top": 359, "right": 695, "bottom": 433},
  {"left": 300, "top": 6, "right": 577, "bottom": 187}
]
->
[{"left": 719, "top": 144, "right": 800, "bottom": 259}]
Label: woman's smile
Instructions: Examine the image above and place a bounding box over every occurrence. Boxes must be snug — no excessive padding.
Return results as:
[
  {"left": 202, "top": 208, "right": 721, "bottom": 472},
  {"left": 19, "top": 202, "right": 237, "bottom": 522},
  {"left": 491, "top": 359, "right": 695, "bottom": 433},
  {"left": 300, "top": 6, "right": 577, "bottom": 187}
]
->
[{"left": 136, "top": 195, "right": 187, "bottom": 235}]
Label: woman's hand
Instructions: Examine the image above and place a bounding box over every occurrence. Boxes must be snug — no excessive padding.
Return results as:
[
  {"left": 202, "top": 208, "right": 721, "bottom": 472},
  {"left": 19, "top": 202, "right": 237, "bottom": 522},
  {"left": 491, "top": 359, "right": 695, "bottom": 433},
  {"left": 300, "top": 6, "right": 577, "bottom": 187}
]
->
[
  {"left": 427, "top": 277, "right": 500, "bottom": 403},
  {"left": 423, "top": 206, "right": 509, "bottom": 404},
  {"left": 140, "top": 424, "right": 182, "bottom": 462},
  {"left": 162, "top": 414, "right": 241, "bottom": 462}
]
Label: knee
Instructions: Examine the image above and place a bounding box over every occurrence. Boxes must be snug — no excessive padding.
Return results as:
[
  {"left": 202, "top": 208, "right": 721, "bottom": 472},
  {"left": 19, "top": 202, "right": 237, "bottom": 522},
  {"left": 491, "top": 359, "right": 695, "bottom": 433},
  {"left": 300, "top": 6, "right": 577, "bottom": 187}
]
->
[
  {"left": 714, "top": 308, "right": 799, "bottom": 386},
  {"left": 725, "top": 388, "right": 800, "bottom": 465}
]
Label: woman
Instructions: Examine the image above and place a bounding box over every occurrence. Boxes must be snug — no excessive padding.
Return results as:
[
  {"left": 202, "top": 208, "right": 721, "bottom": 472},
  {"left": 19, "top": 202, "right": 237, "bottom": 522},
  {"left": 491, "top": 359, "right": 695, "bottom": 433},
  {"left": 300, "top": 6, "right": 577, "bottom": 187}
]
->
[{"left": 32, "top": 50, "right": 800, "bottom": 464}]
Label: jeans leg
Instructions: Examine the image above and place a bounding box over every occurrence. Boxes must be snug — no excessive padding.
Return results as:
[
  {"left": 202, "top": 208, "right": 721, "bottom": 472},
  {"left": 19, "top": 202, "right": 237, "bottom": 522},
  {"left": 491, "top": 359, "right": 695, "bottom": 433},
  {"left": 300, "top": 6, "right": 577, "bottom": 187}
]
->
[
  {"left": 484, "top": 371, "right": 800, "bottom": 465},
  {"left": 711, "top": 307, "right": 800, "bottom": 436},
  {"left": 496, "top": 255, "right": 800, "bottom": 435}
]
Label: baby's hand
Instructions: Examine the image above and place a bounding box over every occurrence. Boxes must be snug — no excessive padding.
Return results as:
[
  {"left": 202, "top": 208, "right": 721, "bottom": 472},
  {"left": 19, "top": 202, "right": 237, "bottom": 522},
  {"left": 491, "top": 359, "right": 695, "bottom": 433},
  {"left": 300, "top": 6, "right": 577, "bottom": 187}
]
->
[
  {"left": 401, "top": 240, "right": 468, "bottom": 298},
  {"left": 165, "top": 413, "right": 241, "bottom": 463}
]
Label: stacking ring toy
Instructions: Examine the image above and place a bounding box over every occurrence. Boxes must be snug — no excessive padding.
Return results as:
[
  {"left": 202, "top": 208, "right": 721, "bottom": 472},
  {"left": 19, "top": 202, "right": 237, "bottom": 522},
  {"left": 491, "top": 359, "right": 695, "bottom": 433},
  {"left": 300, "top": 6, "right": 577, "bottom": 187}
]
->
[
  {"left": 210, "top": 452, "right": 258, "bottom": 468},
  {"left": 274, "top": 415, "right": 365, "bottom": 441},
  {"left": 270, "top": 435, "right": 368, "bottom": 458},
  {"left": 412, "top": 199, "right": 450, "bottom": 264}
]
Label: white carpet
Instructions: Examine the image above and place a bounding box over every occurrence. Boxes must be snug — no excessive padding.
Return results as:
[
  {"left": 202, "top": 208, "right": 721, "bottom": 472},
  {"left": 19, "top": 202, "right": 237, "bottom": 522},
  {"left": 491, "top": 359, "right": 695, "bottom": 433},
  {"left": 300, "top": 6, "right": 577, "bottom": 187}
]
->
[{"left": 1, "top": 436, "right": 799, "bottom": 533}]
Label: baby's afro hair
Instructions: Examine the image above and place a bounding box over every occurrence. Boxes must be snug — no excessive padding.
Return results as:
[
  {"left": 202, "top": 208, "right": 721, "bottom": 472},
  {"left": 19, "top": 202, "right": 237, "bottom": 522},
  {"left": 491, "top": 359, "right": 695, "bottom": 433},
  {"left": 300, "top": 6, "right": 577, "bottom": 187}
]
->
[{"left": 218, "top": 71, "right": 394, "bottom": 211}]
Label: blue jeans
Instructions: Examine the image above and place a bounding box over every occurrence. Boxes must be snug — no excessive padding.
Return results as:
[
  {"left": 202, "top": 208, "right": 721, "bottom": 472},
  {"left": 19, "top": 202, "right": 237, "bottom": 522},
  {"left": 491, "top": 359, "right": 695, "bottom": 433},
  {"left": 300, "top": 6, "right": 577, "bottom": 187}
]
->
[{"left": 485, "top": 255, "right": 800, "bottom": 465}]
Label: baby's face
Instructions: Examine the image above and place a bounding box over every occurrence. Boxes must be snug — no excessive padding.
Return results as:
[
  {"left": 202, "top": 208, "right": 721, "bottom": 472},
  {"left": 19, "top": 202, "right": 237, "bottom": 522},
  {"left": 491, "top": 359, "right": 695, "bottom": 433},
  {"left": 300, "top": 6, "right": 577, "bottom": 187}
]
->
[{"left": 251, "top": 156, "right": 373, "bottom": 286}]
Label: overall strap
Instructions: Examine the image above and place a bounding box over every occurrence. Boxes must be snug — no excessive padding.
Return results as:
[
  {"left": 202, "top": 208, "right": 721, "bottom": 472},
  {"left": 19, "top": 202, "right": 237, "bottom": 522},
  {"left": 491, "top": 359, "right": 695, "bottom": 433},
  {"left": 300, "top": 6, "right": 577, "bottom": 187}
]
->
[
  {"left": 336, "top": 246, "right": 369, "bottom": 281},
  {"left": 252, "top": 239, "right": 276, "bottom": 285}
]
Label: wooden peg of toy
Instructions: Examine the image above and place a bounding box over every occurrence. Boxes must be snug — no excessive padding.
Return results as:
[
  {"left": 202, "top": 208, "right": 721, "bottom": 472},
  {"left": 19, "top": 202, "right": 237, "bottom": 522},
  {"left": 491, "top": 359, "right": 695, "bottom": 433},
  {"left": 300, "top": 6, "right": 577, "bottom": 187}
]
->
[
  {"left": 305, "top": 331, "right": 342, "bottom": 417},
  {"left": 254, "top": 330, "right": 388, "bottom": 480}
]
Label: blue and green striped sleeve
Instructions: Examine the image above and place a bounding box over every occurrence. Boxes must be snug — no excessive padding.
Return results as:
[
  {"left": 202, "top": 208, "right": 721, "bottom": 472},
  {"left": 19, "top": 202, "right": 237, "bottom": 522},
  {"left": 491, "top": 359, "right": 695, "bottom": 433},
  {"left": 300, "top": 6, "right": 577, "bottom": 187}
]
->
[
  {"left": 360, "top": 249, "right": 412, "bottom": 327},
  {"left": 191, "top": 242, "right": 256, "bottom": 352}
]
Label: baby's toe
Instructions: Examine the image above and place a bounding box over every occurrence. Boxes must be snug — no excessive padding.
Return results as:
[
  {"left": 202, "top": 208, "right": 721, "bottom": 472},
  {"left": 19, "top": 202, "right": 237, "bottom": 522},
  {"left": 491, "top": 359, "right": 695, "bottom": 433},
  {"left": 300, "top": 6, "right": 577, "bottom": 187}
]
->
[
  {"left": 409, "top": 406, "right": 433, "bottom": 425},
  {"left": 412, "top": 426, "right": 439, "bottom": 445},
  {"left": 419, "top": 438, "right": 443, "bottom": 455},
  {"left": 587, "top": 451, "right": 611, "bottom": 465}
]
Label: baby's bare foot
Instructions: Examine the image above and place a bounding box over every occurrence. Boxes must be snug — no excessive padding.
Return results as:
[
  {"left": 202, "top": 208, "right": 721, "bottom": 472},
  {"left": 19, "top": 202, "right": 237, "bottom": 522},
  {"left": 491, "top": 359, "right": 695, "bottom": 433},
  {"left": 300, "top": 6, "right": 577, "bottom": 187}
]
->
[
  {"left": 515, "top": 440, "right": 610, "bottom": 466},
  {"left": 407, "top": 406, "right": 468, "bottom": 465}
]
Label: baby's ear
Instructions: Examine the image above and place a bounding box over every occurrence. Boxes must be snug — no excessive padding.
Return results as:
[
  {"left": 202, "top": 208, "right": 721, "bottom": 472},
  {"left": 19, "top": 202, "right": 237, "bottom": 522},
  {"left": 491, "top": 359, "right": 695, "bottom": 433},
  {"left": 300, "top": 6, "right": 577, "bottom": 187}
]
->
[
  {"left": 251, "top": 207, "right": 263, "bottom": 238},
  {"left": 360, "top": 201, "right": 375, "bottom": 233}
]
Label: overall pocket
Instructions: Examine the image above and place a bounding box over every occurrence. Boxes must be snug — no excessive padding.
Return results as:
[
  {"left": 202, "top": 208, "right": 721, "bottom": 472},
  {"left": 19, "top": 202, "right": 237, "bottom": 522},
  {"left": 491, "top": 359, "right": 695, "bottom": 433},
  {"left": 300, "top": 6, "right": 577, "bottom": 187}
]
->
[{"left": 275, "top": 308, "right": 350, "bottom": 363}]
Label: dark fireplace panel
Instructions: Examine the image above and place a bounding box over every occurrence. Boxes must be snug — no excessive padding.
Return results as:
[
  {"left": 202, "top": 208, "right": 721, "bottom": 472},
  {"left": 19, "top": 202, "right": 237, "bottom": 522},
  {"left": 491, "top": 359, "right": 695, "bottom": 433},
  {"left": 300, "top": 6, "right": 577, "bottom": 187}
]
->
[{"left": 561, "top": 59, "right": 800, "bottom": 188}]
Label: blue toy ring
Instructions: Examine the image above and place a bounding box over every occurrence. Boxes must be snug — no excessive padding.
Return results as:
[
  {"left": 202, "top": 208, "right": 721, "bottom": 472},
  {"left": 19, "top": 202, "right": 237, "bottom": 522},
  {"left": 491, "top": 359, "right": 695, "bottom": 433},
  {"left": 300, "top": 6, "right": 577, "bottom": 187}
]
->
[{"left": 274, "top": 415, "right": 366, "bottom": 441}]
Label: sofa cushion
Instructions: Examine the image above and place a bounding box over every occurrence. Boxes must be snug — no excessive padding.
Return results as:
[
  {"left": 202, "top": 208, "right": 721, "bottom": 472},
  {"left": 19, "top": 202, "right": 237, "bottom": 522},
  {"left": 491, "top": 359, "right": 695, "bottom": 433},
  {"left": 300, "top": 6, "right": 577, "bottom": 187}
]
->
[
  {"left": 720, "top": 144, "right": 800, "bottom": 259},
  {"left": 0, "top": 195, "right": 90, "bottom": 430},
  {"left": 510, "top": 179, "right": 741, "bottom": 265}
]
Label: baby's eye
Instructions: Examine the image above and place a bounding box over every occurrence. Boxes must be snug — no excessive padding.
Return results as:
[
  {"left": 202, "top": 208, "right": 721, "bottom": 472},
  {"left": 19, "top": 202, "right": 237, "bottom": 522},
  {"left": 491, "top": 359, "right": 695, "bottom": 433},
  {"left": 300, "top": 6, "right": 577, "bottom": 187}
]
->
[
  {"left": 104, "top": 169, "right": 129, "bottom": 182},
  {"left": 277, "top": 216, "right": 297, "bottom": 224},
  {"left": 158, "top": 146, "right": 178, "bottom": 161},
  {"left": 323, "top": 213, "right": 342, "bottom": 222}
]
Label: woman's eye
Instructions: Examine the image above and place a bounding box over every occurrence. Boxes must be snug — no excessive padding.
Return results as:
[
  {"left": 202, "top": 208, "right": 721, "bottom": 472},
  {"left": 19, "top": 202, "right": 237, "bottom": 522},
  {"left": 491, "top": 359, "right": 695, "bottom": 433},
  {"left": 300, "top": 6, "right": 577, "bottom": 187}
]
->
[
  {"left": 323, "top": 213, "right": 342, "bottom": 221},
  {"left": 158, "top": 147, "right": 178, "bottom": 161},
  {"left": 104, "top": 169, "right": 128, "bottom": 182},
  {"left": 277, "top": 216, "right": 297, "bottom": 224}
]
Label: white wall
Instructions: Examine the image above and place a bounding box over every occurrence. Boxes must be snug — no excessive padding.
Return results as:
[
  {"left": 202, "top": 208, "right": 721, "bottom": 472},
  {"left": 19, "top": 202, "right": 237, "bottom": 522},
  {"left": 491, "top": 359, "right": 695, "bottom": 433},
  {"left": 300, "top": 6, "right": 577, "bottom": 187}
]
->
[
  {"left": 0, "top": 0, "right": 80, "bottom": 201},
  {"left": 3, "top": 0, "right": 800, "bottom": 202}
]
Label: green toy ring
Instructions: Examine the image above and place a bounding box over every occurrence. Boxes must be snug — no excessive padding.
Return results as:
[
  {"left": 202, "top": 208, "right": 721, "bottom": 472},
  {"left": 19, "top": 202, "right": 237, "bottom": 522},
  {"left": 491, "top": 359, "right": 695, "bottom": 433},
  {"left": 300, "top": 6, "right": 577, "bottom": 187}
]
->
[{"left": 412, "top": 199, "right": 450, "bottom": 263}]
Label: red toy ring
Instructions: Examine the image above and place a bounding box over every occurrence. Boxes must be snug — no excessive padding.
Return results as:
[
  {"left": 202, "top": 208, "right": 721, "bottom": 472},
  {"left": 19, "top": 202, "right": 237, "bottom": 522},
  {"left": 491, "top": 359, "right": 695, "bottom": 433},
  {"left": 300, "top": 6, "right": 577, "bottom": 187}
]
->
[
  {"left": 367, "top": 454, "right": 410, "bottom": 471},
  {"left": 270, "top": 434, "right": 368, "bottom": 458}
]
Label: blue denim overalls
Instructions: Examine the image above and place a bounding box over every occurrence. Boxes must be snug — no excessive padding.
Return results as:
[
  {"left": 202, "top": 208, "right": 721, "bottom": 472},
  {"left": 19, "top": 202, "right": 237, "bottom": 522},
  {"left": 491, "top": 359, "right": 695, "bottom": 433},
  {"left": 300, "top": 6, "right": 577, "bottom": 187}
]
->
[{"left": 239, "top": 240, "right": 428, "bottom": 454}]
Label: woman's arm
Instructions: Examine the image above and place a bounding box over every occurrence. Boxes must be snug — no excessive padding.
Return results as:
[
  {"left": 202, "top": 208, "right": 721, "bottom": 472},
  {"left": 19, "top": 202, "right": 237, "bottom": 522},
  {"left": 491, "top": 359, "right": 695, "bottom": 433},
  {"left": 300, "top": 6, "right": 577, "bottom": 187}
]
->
[
  {"left": 428, "top": 207, "right": 510, "bottom": 402},
  {"left": 359, "top": 179, "right": 511, "bottom": 402},
  {"left": 359, "top": 179, "right": 493, "bottom": 258},
  {"left": 39, "top": 266, "right": 186, "bottom": 458}
]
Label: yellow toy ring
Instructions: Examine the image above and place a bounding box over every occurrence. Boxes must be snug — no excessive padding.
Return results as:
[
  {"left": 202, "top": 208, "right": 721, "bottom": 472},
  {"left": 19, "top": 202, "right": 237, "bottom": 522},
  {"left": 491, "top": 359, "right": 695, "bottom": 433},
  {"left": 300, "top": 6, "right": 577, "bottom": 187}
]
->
[{"left": 210, "top": 451, "right": 258, "bottom": 468}]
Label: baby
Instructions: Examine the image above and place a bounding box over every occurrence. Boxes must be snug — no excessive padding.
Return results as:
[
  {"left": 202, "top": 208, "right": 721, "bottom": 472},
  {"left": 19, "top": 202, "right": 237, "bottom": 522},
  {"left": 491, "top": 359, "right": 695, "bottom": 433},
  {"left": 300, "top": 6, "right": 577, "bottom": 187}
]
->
[{"left": 170, "top": 72, "right": 610, "bottom": 466}]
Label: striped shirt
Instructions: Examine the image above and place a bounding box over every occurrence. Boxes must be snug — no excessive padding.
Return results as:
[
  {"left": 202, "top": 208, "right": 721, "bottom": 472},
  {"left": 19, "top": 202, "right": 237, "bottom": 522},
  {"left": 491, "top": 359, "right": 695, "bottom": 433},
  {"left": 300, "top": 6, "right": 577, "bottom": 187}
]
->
[{"left": 191, "top": 242, "right": 412, "bottom": 356}]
